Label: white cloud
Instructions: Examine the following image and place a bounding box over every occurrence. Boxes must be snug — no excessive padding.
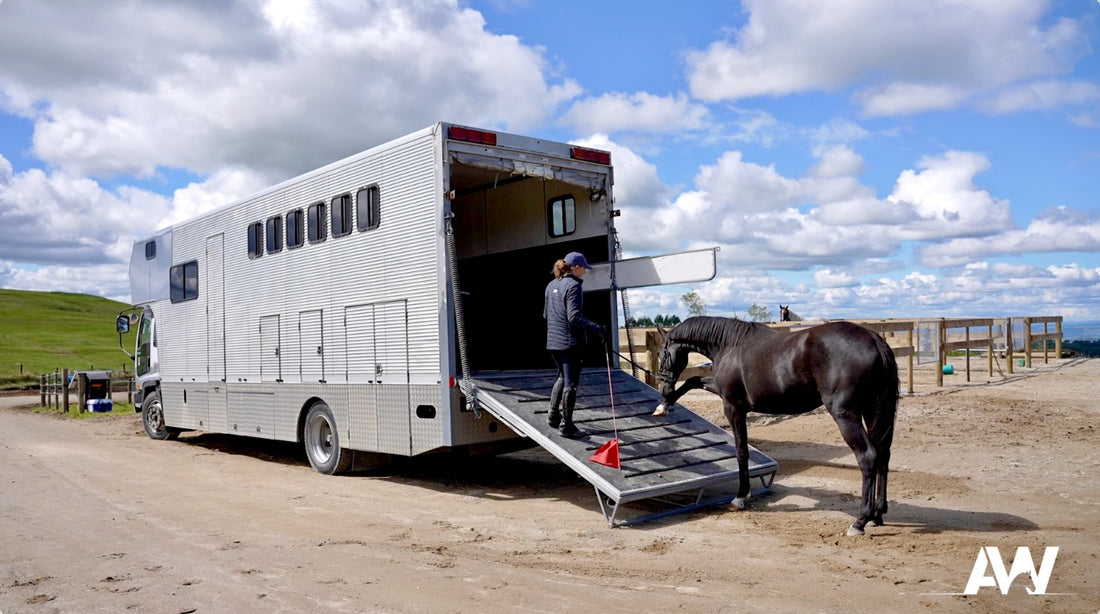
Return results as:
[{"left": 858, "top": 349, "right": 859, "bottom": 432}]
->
[
  {"left": 854, "top": 82, "right": 970, "bottom": 118},
  {"left": 685, "top": 0, "right": 1089, "bottom": 116},
  {"left": 887, "top": 151, "right": 1014, "bottom": 240},
  {"left": 0, "top": 153, "right": 271, "bottom": 301},
  {"left": 979, "top": 79, "right": 1100, "bottom": 114},
  {"left": 917, "top": 206, "right": 1100, "bottom": 266},
  {"left": 558, "top": 92, "right": 709, "bottom": 135},
  {"left": 0, "top": 0, "right": 580, "bottom": 179},
  {"left": 815, "top": 269, "right": 859, "bottom": 289}
]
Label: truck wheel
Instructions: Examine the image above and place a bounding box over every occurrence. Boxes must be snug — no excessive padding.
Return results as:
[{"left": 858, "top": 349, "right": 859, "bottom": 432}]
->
[
  {"left": 141, "top": 391, "right": 179, "bottom": 440},
  {"left": 303, "top": 401, "right": 351, "bottom": 475}
]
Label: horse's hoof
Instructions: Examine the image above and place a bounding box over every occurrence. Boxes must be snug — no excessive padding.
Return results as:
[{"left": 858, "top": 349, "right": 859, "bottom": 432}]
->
[
  {"left": 652, "top": 404, "right": 668, "bottom": 417},
  {"left": 730, "top": 497, "right": 747, "bottom": 510},
  {"left": 846, "top": 525, "right": 866, "bottom": 537}
]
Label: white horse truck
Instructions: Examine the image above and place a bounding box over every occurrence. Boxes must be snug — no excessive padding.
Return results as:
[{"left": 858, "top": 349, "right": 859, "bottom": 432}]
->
[{"left": 116, "top": 122, "right": 774, "bottom": 524}]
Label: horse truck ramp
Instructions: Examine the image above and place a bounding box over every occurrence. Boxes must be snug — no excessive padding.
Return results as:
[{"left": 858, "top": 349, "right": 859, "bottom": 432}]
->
[{"left": 469, "top": 369, "right": 778, "bottom": 526}]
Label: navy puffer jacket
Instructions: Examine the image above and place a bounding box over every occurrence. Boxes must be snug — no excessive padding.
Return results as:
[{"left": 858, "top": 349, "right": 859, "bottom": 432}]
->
[{"left": 544, "top": 274, "right": 605, "bottom": 350}]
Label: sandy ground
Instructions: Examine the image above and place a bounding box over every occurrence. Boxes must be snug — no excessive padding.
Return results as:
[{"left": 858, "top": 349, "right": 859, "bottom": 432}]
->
[{"left": 0, "top": 358, "right": 1096, "bottom": 614}]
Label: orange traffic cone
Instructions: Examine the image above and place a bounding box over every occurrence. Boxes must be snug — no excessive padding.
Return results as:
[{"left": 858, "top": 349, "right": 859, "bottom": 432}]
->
[{"left": 589, "top": 438, "right": 621, "bottom": 469}]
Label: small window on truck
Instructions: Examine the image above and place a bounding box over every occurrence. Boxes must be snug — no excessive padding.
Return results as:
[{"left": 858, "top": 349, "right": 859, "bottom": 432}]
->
[
  {"left": 357, "top": 185, "right": 380, "bottom": 231},
  {"left": 247, "top": 222, "right": 263, "bottom": 259},
  {"left": 266, "top": 215, "right": 283, "bottom": 253},
  {"left": 308, "top": 202, "right": 327, "bottom": 243},
  {"left": 144, "top": 240, "right": 156, "bottom": 260},
  {"left": 332, "top": 193, "right": 352, "bottom": 238},
  {"left": 170, "top": 260, "right": 199, "bottom": 303},
  {"left": 287, "top": 208, "right": 304, "bottom": 249},
  {"left": 548, "top": 195, "right": 576, "bottom": 237}
]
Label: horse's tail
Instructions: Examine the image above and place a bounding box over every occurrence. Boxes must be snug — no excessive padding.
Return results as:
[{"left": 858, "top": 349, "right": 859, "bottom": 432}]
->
[{"left": 867, "top": 334, "right": 899, "bottom": 451}]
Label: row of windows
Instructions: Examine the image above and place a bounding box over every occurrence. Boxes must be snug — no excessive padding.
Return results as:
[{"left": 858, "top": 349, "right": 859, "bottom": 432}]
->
[
  {"left": 248, "top": 185, "right": 380, "bottom": 259},
  {"left": 169, "top": 190, "right": 576, "bottom": 303}
]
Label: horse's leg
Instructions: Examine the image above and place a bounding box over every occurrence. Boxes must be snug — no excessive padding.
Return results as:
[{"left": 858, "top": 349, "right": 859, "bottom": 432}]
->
[
  {"left": 829, "top": 404, "right": 878, "bottom": 536},
  {"left": 654, "top": 376, "right": 714, "bottom": 416},
  {"left": 725, "top": 400, "right": 752, "bottom": 510},
  {"left": 871, "top": 433, "right": 893, "bottom": 526}
]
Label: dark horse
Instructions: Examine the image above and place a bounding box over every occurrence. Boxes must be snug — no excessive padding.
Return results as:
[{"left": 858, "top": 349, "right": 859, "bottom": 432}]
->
[{"left": 655, "top": 316, "right": 899, "bottom": 535}]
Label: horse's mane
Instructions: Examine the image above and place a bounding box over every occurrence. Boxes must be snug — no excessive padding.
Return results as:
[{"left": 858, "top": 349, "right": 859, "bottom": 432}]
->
[{"left": 666, "top": 316, "right": 765, "bottom": 355}]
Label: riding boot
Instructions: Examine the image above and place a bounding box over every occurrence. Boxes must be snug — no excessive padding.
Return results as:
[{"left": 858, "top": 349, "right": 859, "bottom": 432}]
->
[
  {"left": 559, "top": 388, "right": 579, "bottom": 437},
  {"left": 547, "top": 377, "right": 563, "bottom": 428}
]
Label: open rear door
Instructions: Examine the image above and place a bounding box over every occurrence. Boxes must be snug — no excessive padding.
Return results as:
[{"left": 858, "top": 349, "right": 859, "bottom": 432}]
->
[{"left": 583, "top": 248, "right": 718, "bottom": 292}]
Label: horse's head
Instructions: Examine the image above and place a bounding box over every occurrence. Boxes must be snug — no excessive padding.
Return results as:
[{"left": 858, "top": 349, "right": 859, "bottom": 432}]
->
[
  {"left": 779, "top": 305, "right": 790, "bottom": 322},
  {"left": 656, "top": 337, "right": 690, "bottom": 399}
]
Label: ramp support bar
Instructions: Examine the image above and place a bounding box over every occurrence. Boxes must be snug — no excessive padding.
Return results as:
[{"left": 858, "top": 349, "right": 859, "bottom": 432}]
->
[{"left": 595, "top": 472, "right": 776, "bottom": 527}]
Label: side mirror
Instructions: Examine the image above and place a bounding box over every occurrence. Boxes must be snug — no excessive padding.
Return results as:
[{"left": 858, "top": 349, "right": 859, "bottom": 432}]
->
[{"left": 116, "top": 315, "right": 130, "bottom": 334}]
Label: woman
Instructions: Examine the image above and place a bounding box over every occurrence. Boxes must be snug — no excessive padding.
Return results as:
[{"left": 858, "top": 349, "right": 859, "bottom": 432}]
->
[{"left": 543, "top": 252, "right": 607, "bottom": 437}]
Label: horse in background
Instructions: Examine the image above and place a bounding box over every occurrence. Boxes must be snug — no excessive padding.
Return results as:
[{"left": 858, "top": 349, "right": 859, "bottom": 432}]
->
[
  {"left": 654, "top": 316, "right": 899, "bottom": 536},
  {"left": 779, "top": 305, "right": 802, "bottom": 322}
]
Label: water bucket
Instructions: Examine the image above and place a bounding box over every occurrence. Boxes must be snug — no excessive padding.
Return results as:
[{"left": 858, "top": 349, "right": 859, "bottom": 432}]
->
[
  {"left": 942, "top": 364, "right": 954, "bottom": 375},
  {"left": 1018, "top": 359, "right": 1026, "bottom": 367}
]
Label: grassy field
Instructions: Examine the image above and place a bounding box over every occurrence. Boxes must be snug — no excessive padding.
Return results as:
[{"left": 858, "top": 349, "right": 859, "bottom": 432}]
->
[{"left": 0, "top": 289, "right": 135, "bottom": 390}]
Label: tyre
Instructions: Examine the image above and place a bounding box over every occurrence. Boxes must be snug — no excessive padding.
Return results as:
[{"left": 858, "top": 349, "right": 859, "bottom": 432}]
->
[
  {"left": 141, "top": 390, "right": 179, "bottom": 440},
  {"left": 303, "top": 401, "right": 351, "bottom": 475}
]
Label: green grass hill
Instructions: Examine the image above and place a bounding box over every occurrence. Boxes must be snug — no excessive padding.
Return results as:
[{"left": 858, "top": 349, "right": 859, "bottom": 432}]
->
[{"left": 0, "top": 289, "right": 134, "bottom": 390}]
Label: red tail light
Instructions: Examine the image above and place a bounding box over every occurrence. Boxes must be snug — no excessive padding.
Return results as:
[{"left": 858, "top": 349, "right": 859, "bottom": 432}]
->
[
  {"left": 449, "top": 126, "right": 497, "bottom": 146},
  {"left": 571, "top": 146, "right": 611, "bottom": 165}
]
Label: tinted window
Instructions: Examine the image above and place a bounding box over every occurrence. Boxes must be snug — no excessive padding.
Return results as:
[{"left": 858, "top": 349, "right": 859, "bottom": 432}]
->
[
  {"left": 332, "top": 193, "right": 352, "bottom": 237},
  {"left": 287, "top": 209, "right": 304, "bottom": 249},
  {"left": 144, "top": 240, "right": 156, "bottom": 260},
  {"left": 266, "top": 216, "right": 283, "bottom": 253},
  {"left": 308, "top": 202, "right": 327, "bottom": 243},
  {"left": 170, "top": 261, "right": 199, "bottom": 303},
  {"left": 357, "top": 185, "right": 380, "bottom": 231},
  {"left": 247, "top": 222, "right": 263, "bottom": 259}
]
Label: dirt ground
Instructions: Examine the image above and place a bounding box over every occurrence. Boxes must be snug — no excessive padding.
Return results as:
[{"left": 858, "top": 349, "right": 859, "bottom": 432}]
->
[{"left": 1, "top": 358, "right": 1096, "bottom": 614}]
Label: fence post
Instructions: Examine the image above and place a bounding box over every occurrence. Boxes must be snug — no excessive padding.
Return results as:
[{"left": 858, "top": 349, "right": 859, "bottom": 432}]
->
[
  {"left": 937, "top": 318, "right": 945, "bottom": 387},
  {"left": 987, "top": 322, "right": 994, "bottom": 377},
  {"left": 128, "top": 377, "right": 134, "bottom": 404},
  {"left": 964, "top": 325, "right": 971, "bottom": 383},
  {"left": 1005, "top": 318, "right": 1014, "bottom": 374},
  {"left": 906, "top": 325, "right": 915, "bottom": 395},
  {"left": 62, "top": 369, "right": 70, "bottom": 412},
  {"left": 40, "top": 374, "right": 46, "bottom": 406},
  {"left": 645, "top": 330, "right": 661, "bottom": 388},
  {"left": 1055, "top": 318, "right": 1063, "bottom": 359},
  {"left": 1024, "top": 317, "right": 1033, "bottom": 368}
]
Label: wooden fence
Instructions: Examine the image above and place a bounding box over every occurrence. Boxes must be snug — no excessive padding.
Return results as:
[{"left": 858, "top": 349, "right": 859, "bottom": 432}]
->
[
  {"left": 39, "top": 370, "right": 133, "bottom": 412},
  {"left": 635, "top": 315, "right": 1063, "bottom": 394}
]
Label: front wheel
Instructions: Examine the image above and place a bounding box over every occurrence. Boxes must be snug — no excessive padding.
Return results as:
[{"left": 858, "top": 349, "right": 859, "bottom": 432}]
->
[
  {"left": 141, "top": 391, "right": 179, "bottom": 440},
  {"left": 303, "top": 401, "right": 351, "bottom": 475}
]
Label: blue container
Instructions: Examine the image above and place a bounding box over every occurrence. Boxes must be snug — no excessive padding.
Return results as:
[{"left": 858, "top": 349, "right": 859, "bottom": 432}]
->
[
  {"left": 87, "top": 399, "right": 113, "bottom": 413},
  {"left": 942, "top": 364, "right": 955, "bottom": 375}
]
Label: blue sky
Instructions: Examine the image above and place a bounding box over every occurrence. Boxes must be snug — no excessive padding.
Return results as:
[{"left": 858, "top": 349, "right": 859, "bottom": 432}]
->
[{"left": 0, "top": 0, "right": 1098, "bottom": 326}]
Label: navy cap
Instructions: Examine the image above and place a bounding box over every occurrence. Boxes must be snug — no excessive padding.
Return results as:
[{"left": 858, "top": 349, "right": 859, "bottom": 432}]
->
[{"left": 564, "top": 252, "right": 592, "bottom": 270}]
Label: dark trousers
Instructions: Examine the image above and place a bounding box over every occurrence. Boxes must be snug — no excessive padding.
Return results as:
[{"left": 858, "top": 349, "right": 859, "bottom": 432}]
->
[{"left": 549, "top": 347, "right": 583, "bottom": 426}]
